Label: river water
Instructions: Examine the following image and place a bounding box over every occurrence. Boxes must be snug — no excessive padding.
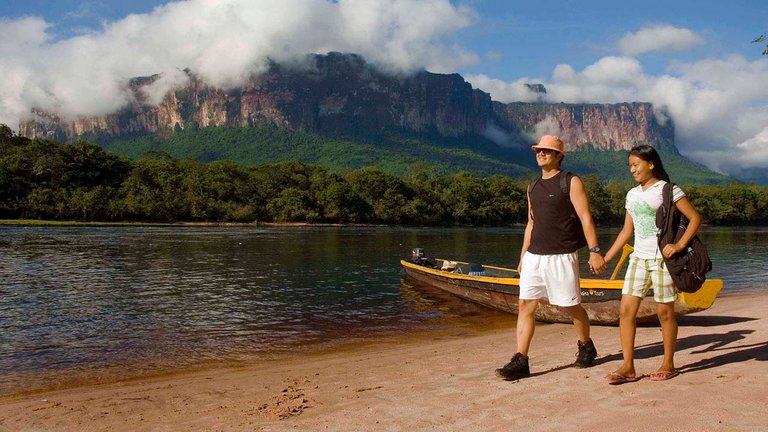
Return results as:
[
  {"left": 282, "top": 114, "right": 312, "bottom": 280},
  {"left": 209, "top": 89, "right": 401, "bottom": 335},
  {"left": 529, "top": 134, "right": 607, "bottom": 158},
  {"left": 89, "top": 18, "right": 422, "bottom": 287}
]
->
[{"left": 0, "top": 225, "right": 765, "bottom": 395}]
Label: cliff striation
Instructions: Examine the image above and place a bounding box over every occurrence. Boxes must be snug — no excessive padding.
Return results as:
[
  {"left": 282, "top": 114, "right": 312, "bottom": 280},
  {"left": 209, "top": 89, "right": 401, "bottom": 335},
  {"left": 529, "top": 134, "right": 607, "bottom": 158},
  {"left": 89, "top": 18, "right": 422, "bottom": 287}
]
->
[
  {"left": 18, "top": 52, "right": 674, "bottom": 153},
  {"left": 493, "top": 101, "right": 675, "bottom": 153}
]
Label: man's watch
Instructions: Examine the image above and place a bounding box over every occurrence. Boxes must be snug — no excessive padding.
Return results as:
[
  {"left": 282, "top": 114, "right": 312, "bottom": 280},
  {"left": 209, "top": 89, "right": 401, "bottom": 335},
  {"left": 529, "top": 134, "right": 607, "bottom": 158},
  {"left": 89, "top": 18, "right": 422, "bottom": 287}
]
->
[{"left": 589, "top": 246, "right": 601, "bottom": 253}]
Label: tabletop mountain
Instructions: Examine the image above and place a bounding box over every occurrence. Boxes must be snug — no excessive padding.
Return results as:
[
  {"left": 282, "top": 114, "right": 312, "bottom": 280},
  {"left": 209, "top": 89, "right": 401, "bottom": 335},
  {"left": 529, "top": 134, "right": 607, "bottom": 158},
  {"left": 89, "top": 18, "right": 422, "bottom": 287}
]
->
[{"left": 18, "top": 52, "right": 727, "bottom": 183}]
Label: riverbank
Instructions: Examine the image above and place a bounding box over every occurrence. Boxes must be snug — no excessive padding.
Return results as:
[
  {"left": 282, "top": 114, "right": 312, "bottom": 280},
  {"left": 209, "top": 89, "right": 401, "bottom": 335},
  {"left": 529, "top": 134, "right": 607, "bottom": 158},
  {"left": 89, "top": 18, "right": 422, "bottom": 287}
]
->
[
  {"left": 1, "top": 293, "right": 765, "bottom": 431},
  {"left": 0, "top": 219, "right": 389, "bottom": 227}
]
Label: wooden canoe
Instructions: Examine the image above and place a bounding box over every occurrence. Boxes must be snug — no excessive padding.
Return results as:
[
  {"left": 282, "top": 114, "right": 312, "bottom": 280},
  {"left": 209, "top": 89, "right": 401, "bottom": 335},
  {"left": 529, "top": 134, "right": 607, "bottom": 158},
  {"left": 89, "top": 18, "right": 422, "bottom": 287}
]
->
[{"left": 400, "top": 245, "right": 723, "bottom": 325}]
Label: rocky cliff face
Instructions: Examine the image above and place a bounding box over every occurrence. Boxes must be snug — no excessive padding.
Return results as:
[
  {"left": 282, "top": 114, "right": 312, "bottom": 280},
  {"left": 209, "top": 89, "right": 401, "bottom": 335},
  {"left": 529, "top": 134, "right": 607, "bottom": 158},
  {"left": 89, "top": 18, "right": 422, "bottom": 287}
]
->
[
  {"left": 493, "top": 101, "right": 676, "bottom": 153},
  {"left": 18, "top": 52, "right": 674, "bottom": 153}
]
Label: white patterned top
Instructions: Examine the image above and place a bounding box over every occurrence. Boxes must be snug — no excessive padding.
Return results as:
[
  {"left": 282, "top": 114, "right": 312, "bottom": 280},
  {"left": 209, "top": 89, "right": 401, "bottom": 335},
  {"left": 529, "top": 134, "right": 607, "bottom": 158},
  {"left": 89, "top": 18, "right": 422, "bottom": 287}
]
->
[{"left": 625, "top": 180, "right": 685, "bottom": 259}]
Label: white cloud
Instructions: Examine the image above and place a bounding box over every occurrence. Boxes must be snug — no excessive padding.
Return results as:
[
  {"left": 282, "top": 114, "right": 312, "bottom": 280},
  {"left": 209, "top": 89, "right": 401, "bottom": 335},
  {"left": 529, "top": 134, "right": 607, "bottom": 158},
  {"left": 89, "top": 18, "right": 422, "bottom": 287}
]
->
[
  {"left": 0, "top": 0, "right": 477, "bottom": 126},
  {"left": 464, "top": 74, "right": 546, "bottom": 103},
  {"left": 483, "top": 123, "right": 516, "bottom": 147},
  {"left": 469, "top": 54, "right": 768, "bottom": 177},
  {"left": 530, "top": 117, "right": 562, "bottom": 142},
  {"left": 733, "top": 127, "right": 768, "bottom": 168},
  {"left": 484, "top": 50, "right": 503, "bottom": 62},
  {"left": 617, "top": 25, "right": 704, "bottom": 56},
  {"left": 547, "top": 57, "right": 651, "bottom": 103},
  {"left": 0, "top": 17, "right": 50, "bottom": 52},
  {"left": 140, "top": 69, "right": 191, "bottom": 105},
  {"left": 695, "top": 126, "right": 768, "bottom": 174}
]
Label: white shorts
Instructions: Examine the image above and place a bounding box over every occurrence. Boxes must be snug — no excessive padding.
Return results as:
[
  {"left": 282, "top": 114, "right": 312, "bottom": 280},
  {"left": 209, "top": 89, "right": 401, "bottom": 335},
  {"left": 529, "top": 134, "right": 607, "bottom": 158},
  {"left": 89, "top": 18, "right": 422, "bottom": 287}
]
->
[{"left": 519, "top": 251, "right": 581, "bottom": 307}]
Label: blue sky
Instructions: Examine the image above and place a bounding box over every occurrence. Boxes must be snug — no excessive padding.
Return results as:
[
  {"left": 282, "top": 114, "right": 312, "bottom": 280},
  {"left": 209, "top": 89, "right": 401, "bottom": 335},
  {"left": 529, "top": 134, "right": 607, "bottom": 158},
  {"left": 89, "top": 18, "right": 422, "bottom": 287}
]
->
[
  {"left": 458, "top": 0, "right": 766, "bottom": 79},
  {"left": 1, "top": 0, "right": 767, "bottom": 177}
]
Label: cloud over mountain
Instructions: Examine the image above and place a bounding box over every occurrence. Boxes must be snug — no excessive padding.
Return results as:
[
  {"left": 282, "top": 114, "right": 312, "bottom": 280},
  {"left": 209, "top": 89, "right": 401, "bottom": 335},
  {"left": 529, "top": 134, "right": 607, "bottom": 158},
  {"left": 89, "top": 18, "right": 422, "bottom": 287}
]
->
[
  {"left": 0, "top": 0, "right": 476, "bottom": 126},
  {"left": 467, "top": 29, "right": 768, "bottom": 177}
]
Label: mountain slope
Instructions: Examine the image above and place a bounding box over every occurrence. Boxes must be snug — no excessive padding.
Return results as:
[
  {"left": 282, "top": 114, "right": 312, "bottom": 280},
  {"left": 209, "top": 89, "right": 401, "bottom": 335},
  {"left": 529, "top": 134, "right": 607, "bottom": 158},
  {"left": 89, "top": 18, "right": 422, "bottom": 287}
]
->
[
  {"left": 101, "top": 124, "right": 728, "bottom": 184},
  {"left": 102, "top": 124, "right": 537, "bottom": 178}
]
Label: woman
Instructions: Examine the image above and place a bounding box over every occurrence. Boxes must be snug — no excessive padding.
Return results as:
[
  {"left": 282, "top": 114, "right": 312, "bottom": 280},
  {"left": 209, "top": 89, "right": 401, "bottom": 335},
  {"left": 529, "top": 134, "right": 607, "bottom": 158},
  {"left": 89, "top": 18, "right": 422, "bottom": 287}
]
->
[{"left": 602, "top": 145, "right": 701, "bottom": 385}]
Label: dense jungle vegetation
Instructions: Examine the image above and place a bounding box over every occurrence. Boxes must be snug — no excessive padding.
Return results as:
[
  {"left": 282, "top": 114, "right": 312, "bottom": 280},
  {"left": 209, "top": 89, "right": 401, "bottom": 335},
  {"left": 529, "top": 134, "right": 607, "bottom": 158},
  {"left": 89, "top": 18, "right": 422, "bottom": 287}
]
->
[
  {"left": 1, "top": 124, "right": 765, "bottom": 225},
  {"left": 98, "top": 124, "right": 731, "bottom": 184}
]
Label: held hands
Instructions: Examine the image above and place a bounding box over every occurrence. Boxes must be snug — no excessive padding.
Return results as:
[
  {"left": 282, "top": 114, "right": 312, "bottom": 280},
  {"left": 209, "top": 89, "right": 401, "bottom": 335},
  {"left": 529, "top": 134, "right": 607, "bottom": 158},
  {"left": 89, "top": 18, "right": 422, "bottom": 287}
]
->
[{"left": 588, "top": 252, "right": 606, "bottom": 275}]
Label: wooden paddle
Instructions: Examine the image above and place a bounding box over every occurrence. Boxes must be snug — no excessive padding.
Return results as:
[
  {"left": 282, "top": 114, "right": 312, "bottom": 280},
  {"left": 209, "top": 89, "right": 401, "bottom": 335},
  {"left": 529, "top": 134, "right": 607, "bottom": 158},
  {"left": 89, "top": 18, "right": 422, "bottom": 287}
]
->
[{"left": 609, "top": 244, "right": 633, "bottom": 280}]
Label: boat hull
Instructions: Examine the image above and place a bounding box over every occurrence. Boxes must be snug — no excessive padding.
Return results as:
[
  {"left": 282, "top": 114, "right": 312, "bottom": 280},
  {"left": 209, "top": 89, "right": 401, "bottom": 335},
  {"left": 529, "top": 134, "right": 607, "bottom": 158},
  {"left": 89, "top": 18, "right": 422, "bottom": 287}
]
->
[{"left": 401, "top": 260, "right": 723, "bottom": 325}]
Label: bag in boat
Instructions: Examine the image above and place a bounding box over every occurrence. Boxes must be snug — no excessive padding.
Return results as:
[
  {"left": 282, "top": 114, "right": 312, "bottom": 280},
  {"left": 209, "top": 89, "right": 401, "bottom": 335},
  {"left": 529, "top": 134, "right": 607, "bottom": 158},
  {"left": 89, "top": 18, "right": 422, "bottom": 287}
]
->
[
  {"left": 468, "top": 263, "right": 486, "bottom": 276},
  {"left": 656, "top": 183, "right": 712, "bottom": 293}
]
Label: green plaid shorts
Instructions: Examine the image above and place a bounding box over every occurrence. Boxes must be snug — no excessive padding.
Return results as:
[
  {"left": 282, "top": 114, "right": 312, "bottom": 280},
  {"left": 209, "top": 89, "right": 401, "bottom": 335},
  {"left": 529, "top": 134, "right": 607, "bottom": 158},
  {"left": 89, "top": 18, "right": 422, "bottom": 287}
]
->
[{"left": 622, "top": 255, "right": 678, "bottom": 303}]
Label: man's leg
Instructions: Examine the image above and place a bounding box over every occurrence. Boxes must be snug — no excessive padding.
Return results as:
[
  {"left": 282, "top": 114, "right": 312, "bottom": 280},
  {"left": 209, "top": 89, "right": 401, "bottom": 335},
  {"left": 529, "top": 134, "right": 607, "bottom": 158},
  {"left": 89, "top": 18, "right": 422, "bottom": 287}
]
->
[
  {"left": 516, "top": 299, "right": 538, "bottom": 356},
  {"left": 564, "top": 303, "right": 590, "bottom": 342},
  {"left": 565, "top": 304, "right": 597, "bottom": 367},
  {"left": 496, "top": 299, "right": 537, "bottom": 380},
  {"left": 497, "top": 252, "right": 539, "bottom": 380}
]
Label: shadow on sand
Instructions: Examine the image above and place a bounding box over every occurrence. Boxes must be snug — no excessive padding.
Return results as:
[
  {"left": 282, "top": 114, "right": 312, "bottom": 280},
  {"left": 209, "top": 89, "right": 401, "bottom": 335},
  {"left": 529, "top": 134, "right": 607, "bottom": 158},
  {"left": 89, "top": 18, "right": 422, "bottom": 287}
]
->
[
  {"left": 593, "top": 329, "right": 767, "bottom": 372},
  {"left": 528, "top": 327, "right": 767, "bottom": 378},
  {"left": 675, "top": 315, "right": 758, "bottom": 327}
]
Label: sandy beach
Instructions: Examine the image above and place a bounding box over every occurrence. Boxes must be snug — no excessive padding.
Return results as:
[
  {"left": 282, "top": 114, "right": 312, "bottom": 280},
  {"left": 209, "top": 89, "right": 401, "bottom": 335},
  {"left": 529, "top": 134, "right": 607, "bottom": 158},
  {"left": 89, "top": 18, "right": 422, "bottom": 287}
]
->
[{"left": 1, "top": 293, "right": 766, "bottom": 432}]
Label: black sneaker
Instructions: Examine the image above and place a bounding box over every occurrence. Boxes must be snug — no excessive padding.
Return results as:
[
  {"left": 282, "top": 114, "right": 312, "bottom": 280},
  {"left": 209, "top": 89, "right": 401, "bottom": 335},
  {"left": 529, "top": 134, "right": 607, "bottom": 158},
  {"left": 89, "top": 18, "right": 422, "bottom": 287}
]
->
[
  {"left": 495, "top": 352, "right": 530, "bottom": 380},
  {"left": 574, "top": 338, "right": 597, "bottom": 368}
]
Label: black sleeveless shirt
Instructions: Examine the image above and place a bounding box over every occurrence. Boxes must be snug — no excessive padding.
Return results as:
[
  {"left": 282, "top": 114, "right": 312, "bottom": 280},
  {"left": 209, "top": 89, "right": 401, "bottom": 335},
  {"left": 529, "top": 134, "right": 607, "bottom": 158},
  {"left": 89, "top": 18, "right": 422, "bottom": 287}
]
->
[{"left": 528, "top": 171, "right": 587, "bottom": 254}]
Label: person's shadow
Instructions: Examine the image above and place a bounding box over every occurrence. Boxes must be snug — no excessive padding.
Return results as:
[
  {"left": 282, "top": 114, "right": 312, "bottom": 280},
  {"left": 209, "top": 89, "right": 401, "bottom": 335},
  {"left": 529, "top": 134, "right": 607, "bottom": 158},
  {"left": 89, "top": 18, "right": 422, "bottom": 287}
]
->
[
  {"left": 592, "top": 329, "right": 768, "bottom": 373},
  {"left": 527, "top": 330, "right": 767, "bottom": 378},
  {"left": 675, "top": 315, "right": 757, "bottom": 327},
  {"left": 678, "top": 330, "right": 768, "bottom": 373}
]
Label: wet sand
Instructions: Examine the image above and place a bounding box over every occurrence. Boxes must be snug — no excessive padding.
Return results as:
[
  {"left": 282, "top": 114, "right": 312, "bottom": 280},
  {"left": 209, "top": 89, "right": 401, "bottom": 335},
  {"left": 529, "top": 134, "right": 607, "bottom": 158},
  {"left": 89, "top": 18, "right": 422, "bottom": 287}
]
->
[{"left": 1, "top": 293, "right": 766, "bottom": 432}]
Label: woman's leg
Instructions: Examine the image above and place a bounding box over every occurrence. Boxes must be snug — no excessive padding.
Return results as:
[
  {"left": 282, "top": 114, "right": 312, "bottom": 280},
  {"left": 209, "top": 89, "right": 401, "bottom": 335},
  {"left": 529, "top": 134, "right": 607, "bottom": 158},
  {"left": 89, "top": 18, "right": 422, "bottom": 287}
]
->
[
  {"left": 656, "top": 301, "right": 677, "bottom": 373},
  {"left": 612, "top": 294, "right": 642, "bottom": 377}
]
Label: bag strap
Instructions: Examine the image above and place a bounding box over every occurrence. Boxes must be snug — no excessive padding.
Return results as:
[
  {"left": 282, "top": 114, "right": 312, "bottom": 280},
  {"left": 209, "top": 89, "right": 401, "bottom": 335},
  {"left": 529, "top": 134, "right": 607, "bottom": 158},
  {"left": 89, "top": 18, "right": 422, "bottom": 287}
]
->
[
  {"left": 528, "top": 171, "right": 571, "bottom": 195},
  {"left": 658, "top": 182, "right": 688, "bottom": 247},
  {"left": 664, "top": 183, "right": 674, "bottom": 243},
  {"left": 527, "top": 177, "right": 540, "bottom": 195},
  {"left": 657, "top": 182, "right": 672, "bottom": 245},
  {"left": 560, "top": 170, "right": 571, "bottom": 195}
]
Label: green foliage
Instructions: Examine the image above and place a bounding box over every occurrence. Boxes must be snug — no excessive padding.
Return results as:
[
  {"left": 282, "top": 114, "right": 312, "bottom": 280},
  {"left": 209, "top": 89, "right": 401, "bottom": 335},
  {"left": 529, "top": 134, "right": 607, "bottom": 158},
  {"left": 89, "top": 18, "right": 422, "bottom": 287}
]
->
[
  {"left": 754, "top": 33, "right": 768, "bottom": 55},
  {"left": 99, "top": 124, "right": 732, "bottom": 186},
  {"left": 101, "top": 125, "right": 536, "bottom": 179},
  {"left": 2, "top": 123, "right": 768, "bottom": 226},
  {"left": 0, "top": 130, "right": 130, "bottom": 220},
  {"left": 563, "top": 150, "right": 731, "bottom": 185}
]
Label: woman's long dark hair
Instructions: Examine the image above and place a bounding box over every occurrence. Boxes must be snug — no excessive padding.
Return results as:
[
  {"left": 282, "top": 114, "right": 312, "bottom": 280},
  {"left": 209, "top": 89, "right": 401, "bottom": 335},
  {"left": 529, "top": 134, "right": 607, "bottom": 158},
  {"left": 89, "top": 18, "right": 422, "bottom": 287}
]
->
[{"left": 629, "top": 145, "right": 670, "bottom": 182}]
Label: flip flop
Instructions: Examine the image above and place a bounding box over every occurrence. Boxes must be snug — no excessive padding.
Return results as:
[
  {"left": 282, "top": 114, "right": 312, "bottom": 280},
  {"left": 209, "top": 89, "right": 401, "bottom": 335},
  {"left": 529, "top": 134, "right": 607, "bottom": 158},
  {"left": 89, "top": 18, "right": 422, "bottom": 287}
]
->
[
  {"left": 606, "top": 372, "right": 641, "bottom": 385},
  {"left": 650, "top": 370, "right": 679, "bottom": 381}
]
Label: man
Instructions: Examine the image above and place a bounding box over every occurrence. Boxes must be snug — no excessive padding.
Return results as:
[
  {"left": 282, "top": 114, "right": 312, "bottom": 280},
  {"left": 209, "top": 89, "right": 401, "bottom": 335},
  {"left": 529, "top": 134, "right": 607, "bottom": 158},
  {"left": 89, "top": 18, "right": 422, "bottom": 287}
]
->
[{"left": 496, "top": 135, "right": 606, "bottom": 380}]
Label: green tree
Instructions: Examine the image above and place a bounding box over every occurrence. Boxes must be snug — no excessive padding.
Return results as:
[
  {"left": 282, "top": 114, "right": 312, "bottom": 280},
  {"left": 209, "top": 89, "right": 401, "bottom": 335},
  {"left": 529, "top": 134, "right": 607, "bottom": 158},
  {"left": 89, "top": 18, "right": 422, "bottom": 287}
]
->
[
  {"left": 267, "top": 187, "right": 318, "bottom": 222},
  {"left": 313, "top": 175, "right": 367, "bottom": 223},
  {"left": 754, "top": 33, "right": 768, "bottom": 55},
  {"left": 62, "top": 140, "right": 131, "bottom": 190},
  {"left": 603, "top": 182, "right": 630, "bottom": 224},
  {"left": 118, "top": 159, "right": 190, "bottom": 221},
  {"left": 346, "top": 167, "right": 410, "bottom": 224},
  {"left": 69, "top": 186, "right": 117, "bottom": 221},
  {"left": 0, "top": 124, "right": 14, "bottom": 143},
  {"left": 437, "top": 172, "right": 490, "bottom": 224},
  {"left": 580, "top": 174, "right": 610, "bottom": 223},
  {"left": 244, "top": 161, "right": 323, "bottom": 222},
  {"left": 484, "top": 175, "right": 528, "bottom": 225}
]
